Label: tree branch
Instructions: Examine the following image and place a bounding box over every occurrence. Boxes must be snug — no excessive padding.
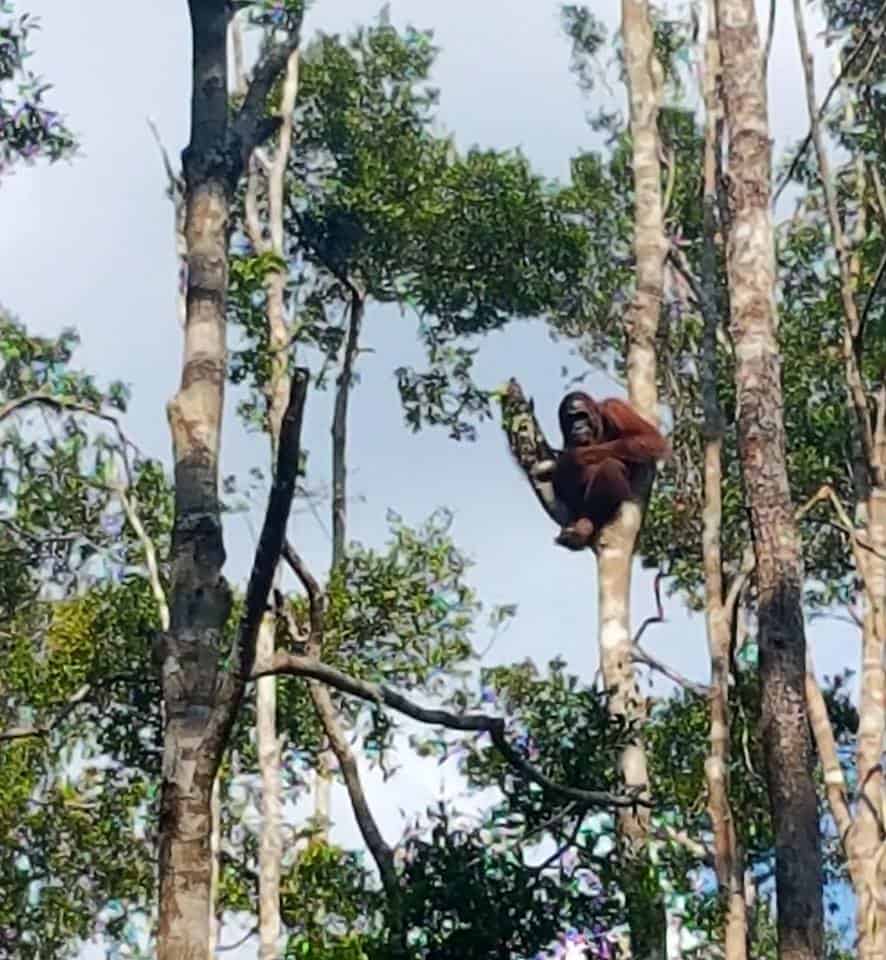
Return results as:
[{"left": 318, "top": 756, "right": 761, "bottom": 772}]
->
[
  {"left": 331, "top": 294, "right": 364, "bottom": 564},
  {"left": 0, "top": 674, "right": 139, "bottom": 743},
  {"left": 773, "top": 0, "right": 886, "bottom": 207},
  {"left": 258, "top": 653, "right": 652, "bottom": 809},
  {"left": 497, "top": 378, "right": 570, "bottom": 527},
  {"left": 115, "top": 485, "right": 170, "bottom": 632},
  {"left": 230, "top": 22, "right": 303, "bottom": 177},
  {"left": 238, "top": 368, "right": 309, "bottom": 680}
]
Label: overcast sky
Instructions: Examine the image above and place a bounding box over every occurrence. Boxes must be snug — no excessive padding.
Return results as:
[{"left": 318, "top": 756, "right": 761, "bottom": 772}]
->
[{"left": 0, "top": 0, "right": 852, "bottom": 955}]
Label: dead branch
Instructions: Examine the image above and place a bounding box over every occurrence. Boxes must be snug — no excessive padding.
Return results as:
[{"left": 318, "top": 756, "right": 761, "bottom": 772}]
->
[
  {"left": 258, "top": 652, "right": 652, "bottom": 810},
  {"left": 632, "top": 570, "right": 666, "bottom": 645},
  {"left": 497, "top": 378, "right": 569, "bottom": 527},
  {"left": 632, "top": 644, "right": 710, "bottom": 698},
  {"left": 237, "top": 369, "right": 309, "bottom": 680},
  {"left": 0, "top": 674, "right": 138, "bottom": 743}
]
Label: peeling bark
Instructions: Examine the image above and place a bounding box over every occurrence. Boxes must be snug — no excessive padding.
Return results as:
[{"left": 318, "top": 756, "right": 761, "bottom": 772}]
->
[
  {"left": 715, "top": 0, "right": 824, "bottom": 956},
  {"left": 158, "top": 5, "right": 302, "bottom": 956}
]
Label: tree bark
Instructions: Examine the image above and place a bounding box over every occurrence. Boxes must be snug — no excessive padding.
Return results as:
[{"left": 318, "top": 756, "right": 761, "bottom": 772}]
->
[
  {"left": 715, "top": 1, "right": 824, "bottom": 957},
  {"left": 608, "top": 2, "right": 667, "bottom": 955},
  {"left": 158, "top": 5, "right": 301, "bottom": 957},
  {"left": 253, "top": 47, "right": 299, "bottom": 960},
  {"left": 700, "top": 10, "right": 747, "bottom": 958}
]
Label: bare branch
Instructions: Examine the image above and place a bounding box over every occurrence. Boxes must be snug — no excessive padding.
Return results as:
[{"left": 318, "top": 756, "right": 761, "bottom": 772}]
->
[
  {"left": 632, "top": 644, "right": 710, "bottom": 697},
  {"left": 259, "top": 652, "right": 652, "bottom": 809},
  {"left": 653, "top": 823, "right": 714, "bottom": 866},
  {"left": 332, "top": 294, "right": 364, "bottom": 564},
  {"left": 0, "top": 393, "right": 139, "bottom": 487},
  {"left": 282, "top": 540, "right": 323, "bottom": 644},
  {"left": 773, "top": 0, "right": 886, "bottom": 207},
  {"left": 115, "top": 485, "right": 170, "bottom": 632},
  {"left": 0, "top": 684, "right": 93, "bottom": 743},
  {"left": 792, "top": 0, "right": 876, "bottom": 483},
  {"left": 632, "top": 570, "right": 666, "bottom": 645},
  {"left": 238, "top": 369, "right": 309, "bottom": 679},
  {"left": 0, "top": 674, "right": 139, "bottom": 743}
]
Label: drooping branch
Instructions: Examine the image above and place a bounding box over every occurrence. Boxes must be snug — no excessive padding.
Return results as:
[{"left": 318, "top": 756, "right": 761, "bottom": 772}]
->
[
  {"left": 279, "top": 543, "right": 406, "bottom": 951},
  {"left": 238, "top": 368, "right": 309, "bottom": 680},
  {"left": 497, "top": 378, "right": 569, "bottom": 527},
  {"left": 258, "top": 652, "right": 652, "bottom": 810}
]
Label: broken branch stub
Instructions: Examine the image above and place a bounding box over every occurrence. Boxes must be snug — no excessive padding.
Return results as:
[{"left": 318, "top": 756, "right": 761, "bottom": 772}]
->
[{"left": 498, "top": 378, "right": 570, "bottom": 527}]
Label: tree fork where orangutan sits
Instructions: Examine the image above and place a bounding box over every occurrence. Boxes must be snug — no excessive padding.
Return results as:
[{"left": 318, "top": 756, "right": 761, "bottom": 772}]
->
[{"left": 715, "top": 0, "right": 824, "bottom": 957}]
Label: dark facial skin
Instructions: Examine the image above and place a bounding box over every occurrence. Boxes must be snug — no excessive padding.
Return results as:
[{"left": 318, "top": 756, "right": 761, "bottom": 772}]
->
[{"left": 560, "top": 392, "right": 602, "bottom": 447}]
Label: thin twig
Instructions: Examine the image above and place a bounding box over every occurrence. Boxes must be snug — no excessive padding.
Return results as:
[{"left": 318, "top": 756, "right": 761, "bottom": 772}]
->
[
  {"left": 774, "top": 0, "right": 886, "bottom": 206},
  {"left": 115, "top": 485, "right": 170, "bottom": 632},
  {"left": 632, "top": 643, "right": 710, "bottom": 697},
  {"left": 632, "top": 570, "right": 666, "bottom": 645}
]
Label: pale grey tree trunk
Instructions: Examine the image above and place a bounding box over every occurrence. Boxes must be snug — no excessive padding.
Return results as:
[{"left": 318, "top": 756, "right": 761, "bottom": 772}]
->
[
  {"left": 604, "top": 2, "right": 666, "bottom": 956},
  {"left": 791, "top": 4, "right": 886, "bottom": 953},
  {"left": 699, "top": 9, "right": 747, "bottom": 958}
]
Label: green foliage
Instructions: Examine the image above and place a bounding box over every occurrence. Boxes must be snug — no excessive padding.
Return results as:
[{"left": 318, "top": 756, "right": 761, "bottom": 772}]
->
[
  {"left": 0, "top": 313, "right": 165, "bottom": 956},
  {"left": 0, "top": 2, "right": 77, "bottom": 176},
  {"left": 229, "top": 17, "right": 590, "bottom": 440}
]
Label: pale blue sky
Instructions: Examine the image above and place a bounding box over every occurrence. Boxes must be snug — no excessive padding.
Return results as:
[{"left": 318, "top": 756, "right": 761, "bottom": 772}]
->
[{"left": 0, "top": 1, "right": 854, "bottom": 955}]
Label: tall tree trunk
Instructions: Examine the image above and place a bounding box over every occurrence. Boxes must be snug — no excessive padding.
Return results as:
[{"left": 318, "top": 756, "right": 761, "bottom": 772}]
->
[
  {"left": 159, "top": 5, "right": 301, "bottom": 956},
  {"left": 715, "top": 1, "right": 823, "bottom": 957},
  {"left": 854, "top": 482, "right": 886, "bottom": 958},
  {"left": 699, "top": 10, "right": 747, "bottom": 959},
  {"left": 602, "top": 2, "right": 666, "bottom": 955},
  {"left": 160, "top": 7, "right": 234, "bottom": 957},
  {"left": 254, "top": 48, "right": 299, "bottom": 960},
  {"left": 790, "top": 5, "right": 886, "bottom": 953}
]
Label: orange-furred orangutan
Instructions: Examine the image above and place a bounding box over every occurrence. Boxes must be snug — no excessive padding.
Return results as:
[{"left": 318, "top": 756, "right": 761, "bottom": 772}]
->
[{"left": 548, "top": 391, "right": 669, "bottom": 550}]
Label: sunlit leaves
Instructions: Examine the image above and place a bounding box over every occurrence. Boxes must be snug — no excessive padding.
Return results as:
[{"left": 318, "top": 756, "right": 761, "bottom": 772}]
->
[{"left": 0, "top": 2, "right": 76, "bottom": 176}]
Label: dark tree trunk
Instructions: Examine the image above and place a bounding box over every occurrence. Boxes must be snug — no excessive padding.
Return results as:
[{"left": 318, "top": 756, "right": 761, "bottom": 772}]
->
[{"left": 714, "top": 1, "right": 824, "bottom": 958}]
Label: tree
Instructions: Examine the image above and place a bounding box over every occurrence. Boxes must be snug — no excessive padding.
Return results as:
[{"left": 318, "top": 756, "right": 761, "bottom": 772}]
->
[{"left": 0, "top": 2, "right": 76, "bottom": 178}]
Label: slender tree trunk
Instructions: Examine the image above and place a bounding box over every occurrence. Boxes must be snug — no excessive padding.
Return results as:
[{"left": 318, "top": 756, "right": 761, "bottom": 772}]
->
[
  {"left": 599, "top": 3, "right": 666, "bottom": 956},
  {"left": 254, "top": 48, "right": 299, "bottom": 960},
  {"left": 790, "top": 6, "right": 886, "bottom": 952},
  {"left": 854, "top": 483, "right": 886, "bottom": 959},
  {"left": 699, "top": 12, "right": 747, "bottom": 958},
  {"left": 715, "top": 1, "right": 823, "bottom": 957},
  {"left": 311, "top": 292, "right": 364, "bottom": 839}
]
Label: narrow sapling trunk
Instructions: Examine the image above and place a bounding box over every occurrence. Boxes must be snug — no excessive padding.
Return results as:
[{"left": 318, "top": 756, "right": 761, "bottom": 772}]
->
[
  {"left": 715, "top": 0, "right": 824, "bottom": 957},
  {"left": 699, "top": 10, "right": 746, "bottom": 958}
]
